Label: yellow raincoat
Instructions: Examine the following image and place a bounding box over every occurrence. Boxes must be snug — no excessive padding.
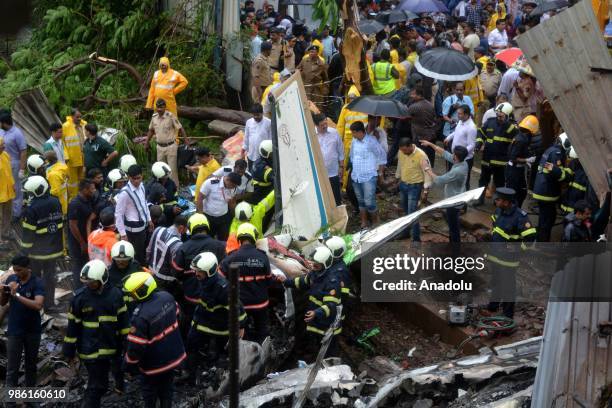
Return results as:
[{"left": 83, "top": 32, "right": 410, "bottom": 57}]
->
[
  {"left": 146, "top": 57, "right": 189, "bottom": 117},
  {"left": 47, "top": 162, "right": 70, "bottom": 214},
  {"left": 261, "top": 72, "right": 281, "bottom": 104},
  {"left": 0, "top": 146, "right": 15, "bottom": 203},
  {"left": 336, "top": 85, "right": 368, "bottom": 190},
  {"left": 62, "top": 116, "right": 86, "bottom": 199},
  {"left": 464, "top": 76, "right": 485, "bottom": 115}
]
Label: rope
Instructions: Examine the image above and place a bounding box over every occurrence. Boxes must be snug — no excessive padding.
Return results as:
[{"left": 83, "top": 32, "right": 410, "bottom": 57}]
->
[{"left": 475, "top": 316, "right": 516, "bottom": 331}]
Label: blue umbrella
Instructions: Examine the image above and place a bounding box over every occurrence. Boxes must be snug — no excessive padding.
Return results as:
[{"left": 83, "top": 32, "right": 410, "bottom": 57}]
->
[{"left": 398, "top": 0, "right": 449, "bottom": 14}]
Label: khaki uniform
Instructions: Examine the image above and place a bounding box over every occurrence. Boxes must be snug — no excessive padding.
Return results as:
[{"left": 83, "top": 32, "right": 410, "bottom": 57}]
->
[
  {"left": 251, "top": 54, "right": 273, "bottom": 103},
  {"left": 297, "top": 55, "right": 328, "bottom": 109},
  {"left": 284, "top": 45, "right": 296, "bottom": 73},
  {"left": 269, "top": 40, "right": 284, "bottom": 70},
  {"left": 480, "top": 70, "right": 502, "bottom": 99},
  {"left": 149, "top": 111, "right": 182, "bottom": 185}
]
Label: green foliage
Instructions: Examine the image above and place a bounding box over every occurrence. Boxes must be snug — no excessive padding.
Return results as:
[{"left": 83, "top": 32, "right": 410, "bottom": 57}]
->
[{"left": 312, "top": 0, "right": 340, "bottom": 33}]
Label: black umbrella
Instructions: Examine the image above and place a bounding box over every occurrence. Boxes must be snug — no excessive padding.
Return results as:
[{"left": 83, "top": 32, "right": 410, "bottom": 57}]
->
[
  {"left": 414, "top": 47, "right": 477, "bottom": 81},
  {"left": 346, "top": 96, "right": 409, "bottom": 118},
  {"left": 376, "top": 9, "right": 419, "bottom": 25},
  {"left": 358, "top": 20, "right": 385, "bottom": 35},
  {"left": 531, "top": 0, "right": 569, "bottom": 15}
]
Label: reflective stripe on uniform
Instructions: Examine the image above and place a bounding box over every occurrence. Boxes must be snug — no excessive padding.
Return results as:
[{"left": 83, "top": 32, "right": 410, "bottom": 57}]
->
[
  {"left": 492, "top": 226, "right": 519, "bottom": 240},
  {"left": 193, "top": 321, "right": 229, "bottom": 336},
  {"left": 140, "top": 352, "right": 186, "bottom": 376},
  {"left": 244, "top": 299, "right": 269, "bottom": 310},
  {"left": 63, "top": 336, "right": 77, "bottom": 343},
  {"left": 532, "top": 193, "right": 559, "bottom": 202},
  {"left": 520, "top": 228, "right": 537, "bottom": 237},
  {"left": 569, "top": 182, "right": 587, "bottom": 192},
  {"left": 490, "top": 159, "right": 507, "bottom": 166},
  {"left": 488, "top": 255, "right": 520, "bottom": 268},
  {"left": 238, "top": 275, "right": 271, "bottom": 282},
  {"left": 492, "top": 136, "right": 513, "bottom": 143},
  {"left": 306, "top": 325, "right": 342, "bottom": 335},
  {"left": 78, "top": 348, "right": 117, "bottom": 359},
  {"left": 30, "top": 251, "right": 64, "bottom": 260}
]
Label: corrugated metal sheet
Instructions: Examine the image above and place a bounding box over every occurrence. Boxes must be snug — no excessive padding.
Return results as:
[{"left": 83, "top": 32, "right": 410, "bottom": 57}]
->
[
  {"left": 12, "top": 88, "right": 61, "bottom": 153},
  {"left": 516, "top": 0, "right": 612, "bottom": 198},
  {"left": 531, "top": 251, "right": 612, "bottom": 407}
]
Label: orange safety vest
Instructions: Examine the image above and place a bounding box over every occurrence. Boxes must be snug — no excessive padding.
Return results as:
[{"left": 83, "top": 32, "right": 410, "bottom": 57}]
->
[{"left": 87, "top": 229, "right": 119, "bottom": 266}]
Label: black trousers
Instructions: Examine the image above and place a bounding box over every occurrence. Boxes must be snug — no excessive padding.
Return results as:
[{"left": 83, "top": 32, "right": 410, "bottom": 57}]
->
[
  {"left": 537, "top": 201, "right": 557, "bottom": 242},
  {"left": 84, "top": 359, "right": 111, "bottom": 408},
  {"left": 30, "top": 259, "right": 58, "bottom": 310},
  {"left": 186, "top": 330, "right": 227, "bottom": 370},
  {"left": 245, "top": 307, "right": 270, "bottom": 344},
  {"left": 141, "top": 370, "right": 175, "bottom": 408},
  {"left": 6, "top": 334, "right": 41, "bottom": 387},
  {"left": 68, "top": 240, "right": 88, "bottom": 289},
  {"left": 505, "top": 166, "right": 527, "bottom": 208},
  {"left": 127, "top": 230, "right": 147, "bottom": 265},
  {"left": 465, "top": 158, "right": 474, "bottom": 191},
  {"left": 329, "top": 176, "right": 342, "bottom": 206},
  {"left": 487, "top": 263, "right": 517, "bottom": 318},
  {"left": 479, "top": 164, "right": 505, "bottom": 194},
  {"left": 205, "top": 212, "right": 231, "bottom": 241},
  {"left": 446, "top": 208, "right": 461, "bottom": 243}
]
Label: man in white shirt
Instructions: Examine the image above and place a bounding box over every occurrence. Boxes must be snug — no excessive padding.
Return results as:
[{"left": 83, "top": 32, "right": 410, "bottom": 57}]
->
[
  {"left": 114, "top": 164, "right": 153, "bottom": 264},
  {"left": 444, "top": 104, "right": 477, "bottom": 189},
  {"left": 242, "top": 104, "right": 272, "bottom": 171},
  {"left": 211, "top": 159, "right": 253, "bottom": 200},
  {"left": 196, "top": 172, "right": 241, "bottom": 240},
  {"left": 488, "top": 20, "right": 509, "bottom": 51},
  {"left": 313, "top": 113, "right": 344, "bottom": 205},
  {"left": 43, "top": 123, "right": 66, "bottom": 164},
  {"left": 497, "top": 66, "right": 519, "bottom": 98}
]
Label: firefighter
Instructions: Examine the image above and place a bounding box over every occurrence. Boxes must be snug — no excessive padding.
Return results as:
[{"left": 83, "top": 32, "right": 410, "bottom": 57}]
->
[
  {"left": 561, "top": 147, "right": 597, "bottom": 215},
  {"left": 219, "top": 222, "right": 273, "bottom": 344},
  {"left": 62, "top": 109, "right": 87, "bottom": 200},
  {"left": 145, "top": 57, "right": 188, "bottom": 117},
  {"left": 532, "top": 133, "right": 571, "bottom": 241},
  {"left": 21, "top": 175, "right": 64, "bottom": 311},
  {"left": 96, "top": 168, "right": 128, "bottom": 214},
  {"left": 476, "top": 102, "right": 518, "bottom": 205},
  {"left": 487, "top": 187, "right": 536, "bottom": 318},
  {"left": 147, "top": 161, "right": 181, "bottom": 226},
  {"left": 87, "top": 207, "right": 119, "bottom": 266},
  {"left": 45, "top": 150, "right": 70, "bottom": 215},
  {"left": 26, "top": 154, "right": 46, "bottom": 177},
  {"left": 249, "top": 140, "right": 274, "bottom": 205},
  {"left": 505, "top": 114, "right": 539, "bottom": 208},
  {"left": 172, "top": 213, "right": 226, "bottom": 338},
  {"left": 63, "top": 260, "right": 129, "bottom": 406},
  {"left": 184, "top": 252, "right": 247, "bottom": 380},
  {"left": 124, "top": 272, "right": 186, "bottom": 408},
  {"left": 147, "top": 215, "right": 187, "bottom": 296},
  {"left": 108, "top": 240, "right": 140, "bottom": 288},
  {"left": 324, "top": 236, "right": 352, "bottom": 301},
  {"left": 226, "top": 191, "right": 274, "bottom": 254},
  {"left": 281, "top": 246, "right": 342, "bottom": 358},
  {"left": 119, "top": 155, "right": 137, "bottom": 174}
]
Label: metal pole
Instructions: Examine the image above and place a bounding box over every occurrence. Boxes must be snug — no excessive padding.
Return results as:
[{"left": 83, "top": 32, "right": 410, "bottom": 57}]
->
[
  {"left": 269, "top": 94, "right": 283, "bottom": 232},
  {"left": 228, "top": 263, "right": 240, "bottom": 408}
]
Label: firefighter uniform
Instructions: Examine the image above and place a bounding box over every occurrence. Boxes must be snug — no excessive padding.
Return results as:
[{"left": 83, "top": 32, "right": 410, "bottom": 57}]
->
[
  {"left": 220, "top": 242, "right": 273, "bottom": 344},
  {"left": 108, "top": 259, "right": 141, "bottom": 317},
  {"left": 371, "top": 60, "right": 396, "bottom": 95},
  {"left": 561, "top": 159, "right": 595, "bottom": 214},
  {"left": 63, "top": 285, "right": 129, "bottom": 407},
  {"left": 21, "top": 193, "right": 64, "bottom": 310},
  {"left": 487, "top": 187, "right": 536, "bottom": 318},
  {"left": 46, "top": 161, "right": 70, "bottom": 214},
  {"left": 145, "top": 57, "right": 188, "bottom": 117},
  {"left": 226, "top": 191, "right": 275, "bottom": 254},
  {"left": 297, "top": 53, "right": 328, "bottom": 108},
  {"left": 146, "top": 178, "right": 179, "bottom": 225},
  {"left": 62, "top": 116, "right": 87, "bottom": 199},
  {"left": 147, "top": 225, "right": 183, "bottom": 294},
  {"left": 126, "top": 290, "right": 186, "bottom": 408},
  {"left": 477, "top": 117, "right": 518, "bottom": 200},
  {"left": 505, "top": 129, "right": 530, "bottom": 208},
  {"left": 249, "top": 157, "right": 274, "bottom": 205},
  {"left": 532, "top": 144, "right": 568, "bottom": 241}
]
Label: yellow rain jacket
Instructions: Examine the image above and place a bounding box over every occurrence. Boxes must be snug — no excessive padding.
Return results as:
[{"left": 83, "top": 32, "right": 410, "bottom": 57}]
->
[
  {"left": 336, "top": 86, "right": 368, "bottom": 189},
  {"left": 261, "top": 72, "right": 281, "bottom": 104},
  {"left": 62, "top": 116, "right": 86, "bottom": 168},
  {"left": 226, "top": 191, "right": 275, "bottom": 254},
  {"left": 464, "top": 76, "right": 485, "bottom": 115},
  {"left": 0, "top": 148, "right": 15, "bottom": 203},
  {"left": 146, "top": 57, "right": 189, "bottom": 117},
  {"left": 47, "top": 162, "right": 70, "bottom": 214}
]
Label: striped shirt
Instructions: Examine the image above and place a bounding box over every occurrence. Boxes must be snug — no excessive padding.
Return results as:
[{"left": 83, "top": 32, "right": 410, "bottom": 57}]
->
[{"left": 350, "top": 135, "right": 387, "bottom": 183}]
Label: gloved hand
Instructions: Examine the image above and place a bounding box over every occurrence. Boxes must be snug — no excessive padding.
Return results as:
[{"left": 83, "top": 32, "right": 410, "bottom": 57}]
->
[
  {"left": 18, "top": 169, "right": 25, "bottom": 179},
  {"left": 525, "top": 156, "right": 536, "bottom": 164}
]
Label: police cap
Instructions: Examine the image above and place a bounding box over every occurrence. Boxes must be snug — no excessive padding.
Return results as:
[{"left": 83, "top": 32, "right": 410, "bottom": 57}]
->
[{"left": 494, "top": 187, "right": 516, "bottom": 201}]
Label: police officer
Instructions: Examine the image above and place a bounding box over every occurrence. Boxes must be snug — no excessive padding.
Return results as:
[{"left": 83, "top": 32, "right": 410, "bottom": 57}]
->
[
  {"left": 251, "top": 41, "right": 273, "bottom": 103},
  {"left": 147, "top": 162, "right": 181, "bottom": 226},
  {"left": 172, "top": 213, "right": 226, "bottom": 338},
  {"left": 505, "top": 114, "right": 539, "bottom": 208},
  {"left": 561, "top": 147, "right": 597, "bottom": 215},
  {"left": 220, "top": 223, "right": 273, "bottom": 344},
  {"left": 147, "top": 215, "right": 187, "bottom": 296},
  {"left": 297, "top": 45, "right": 329, "bottom": 108},
  {"left": 476, "top": 102, "right": 518, "bottom": 205},
  {"left": 532, "top": 133, "right": 571, "bottom": 241},
  {"left": 487, "top": 187, "right": 536, "bottom": 318},
  {"left": 63, "top": 260, "right": 129, "bottom": 406},
  {"left": 184, "top": 252, "right": 247, "bottom": 381},
  {"left": 282, "top": 246, "right": 342, "bottom": 358},
  {"left": 249, "top": 140, "right": 275, "bottom": 205},
  {"left": 21, "top": 175, "right": 64, "bottom": 311},
  {"left": 124, "top": 272, "right": 186, "bottom": 408}
]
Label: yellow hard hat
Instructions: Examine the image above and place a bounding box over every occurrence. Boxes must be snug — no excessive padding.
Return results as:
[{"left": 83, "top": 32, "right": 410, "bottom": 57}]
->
[
  {"left": 123, "top": 272, "right": 157, "bottom": 301},
  {"left": 188, "top": 213, "right": 210, "bottom": 234},
  {"left": 236, "top": 222, "right": 258, "bottom": 243},
  {"left": 518, "top": 115, "right": 539, "bottom": 135}
]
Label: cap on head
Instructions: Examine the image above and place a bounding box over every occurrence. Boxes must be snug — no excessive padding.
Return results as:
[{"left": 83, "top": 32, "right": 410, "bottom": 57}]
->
[
  {"left": 518, "top": 115, "right": 539, "bottom": 135},
  {"left": 123, "top": 272, "right": 157, "bottom": 301},
  {"left": 107, "top": 168, "right": 127, "bottom": 187},
  {"left": 558, "top": 132, "right": 571, "bottom": 153},
  {"left": 325, "top": 236, "right": 346, "bottom": 259},
  {"left": 495, "top": 102, "right": 513, "bottom": 116},
  {"left": 151, "top": 161, "right": 172, "bottom": 179},
  {"left": 494, "top": 187, "right": 516, "bottom": 201}
]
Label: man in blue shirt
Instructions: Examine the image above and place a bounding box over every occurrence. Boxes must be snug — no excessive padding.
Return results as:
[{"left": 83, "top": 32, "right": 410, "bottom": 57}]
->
[
  {"left": 1, "top": 255, "right": 45, "bottom": 389},
  {"left": 442, "top": 82, "right": 474, "bottom": 139},
  {"left": 349, "top": 121, "right": 386, "bottom": 228}
]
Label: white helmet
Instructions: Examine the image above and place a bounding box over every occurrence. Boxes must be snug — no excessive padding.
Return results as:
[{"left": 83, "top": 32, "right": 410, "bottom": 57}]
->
[
  {"left": 558, "top": 132, "right": 572, "bottom": 153},
  {"left": 325, "top": 236, "right": 346, "bottom": 259},
  {"left": 569, "top": 146, "right": 578, "bottom": 159},
  {"left": 259, "top": 140, "right": 273, "bottom": 159},
  {"left": 119, "top": 154, "right": 137, "bottom": 173},
  {"left": 80, "top": 259, "right": 109, "bottom": 284},
  {"left": 111, "top": 240, "right": 135, "bottom": 261},
  {"left": 235, "top": 201, "right": 253, "bottom": 221},
  {"left": 27, "top": 154, "right": 45, "bottom": 174},
  {"left": 312, "top": 246, "right": 334, "bottom": 269},
  {"left": 107, "top": 168, "right": 127, "bottom": 187},
  {"left": 191, "top": 252, "right": 218, "bottom": 277},
  {"left": 495, "top": 102, "right": 513, "bottom": 117},
  {"left": 151, "top": 161, "right": 172, "bottom": 179},
  {"left": 23, "top": 175, "right": 49, "bottom": 197}
]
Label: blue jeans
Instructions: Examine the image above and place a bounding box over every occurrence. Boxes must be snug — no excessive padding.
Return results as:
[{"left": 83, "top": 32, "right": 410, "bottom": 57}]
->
[
  {"left": 352, "top": 176, "right": 378, "bottom": 212},
  {"left": 399, "top": 182, "right": 423, "bottom": 242}
]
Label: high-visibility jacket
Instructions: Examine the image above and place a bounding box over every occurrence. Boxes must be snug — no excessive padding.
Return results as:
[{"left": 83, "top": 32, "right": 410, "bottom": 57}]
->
[
  {"left": 87, "top": 228, "right": 119, "bottom": 266},
  {"left": 126, "top": 290, "right": 186, "bottom": 376},
  {"left": 371, "top": 61, "right": 396, "bottom": 95},
  {"left": 145, "top": 59, "right": 188, "bottom": 117},
  {"left": 148, "top": 226, "right": 182, "bottom": 283},
  {"left": 336, "top": 86, "right": 369, "bottom": 189},
  {"left": 21, "top": 194, "right": 64, "bottom": 260},
  {"left": 477, "top": 118, "right": 518, "bottom": 167},
  {"left": 284, "top": 267, "right": 342, "bottom": 335},
  {"left": 63, "top": 285, "right": 129, "bottom": 360},
  {"left": 226, "top": 191, "right": 275, "bottom": 254},
  {"left": 533, "top": 145, "right": 568, "bottom": 202},
  {"left": 46, "top": 162, "right": 69, "bottom": 214},
  {"left": 62, "top": 117, "right": 87, "bottom": 168}
]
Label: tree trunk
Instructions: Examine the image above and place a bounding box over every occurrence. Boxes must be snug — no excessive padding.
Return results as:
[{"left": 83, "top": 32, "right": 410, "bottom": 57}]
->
[
  {"left": 208, "top": 119, "right": 244, "bottom": 137},
  {"left": 178, "top": 105, "right": 252, "bottom": 125}
]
